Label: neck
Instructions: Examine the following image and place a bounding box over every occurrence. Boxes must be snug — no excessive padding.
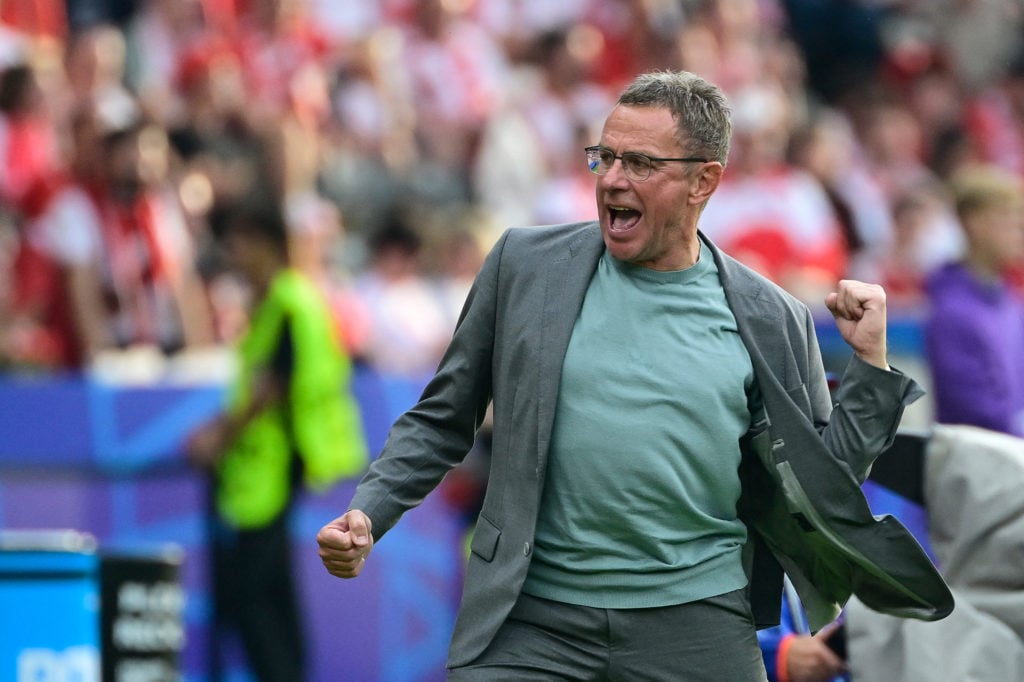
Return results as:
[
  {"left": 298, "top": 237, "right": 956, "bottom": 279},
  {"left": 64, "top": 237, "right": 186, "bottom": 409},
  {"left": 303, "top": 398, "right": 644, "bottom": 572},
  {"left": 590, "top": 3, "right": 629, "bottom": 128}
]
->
[
  {"left": 963, "top": 252, "right": 1002, "bottom": 283},
  {"left": 251, "top": 260, "right": 285, "bottom": 298}
]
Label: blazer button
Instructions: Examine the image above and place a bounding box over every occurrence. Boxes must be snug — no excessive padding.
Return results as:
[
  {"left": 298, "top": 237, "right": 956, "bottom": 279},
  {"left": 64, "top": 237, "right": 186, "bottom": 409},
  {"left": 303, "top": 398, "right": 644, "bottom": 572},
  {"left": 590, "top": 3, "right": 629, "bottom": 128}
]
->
[{"left": 523, "top": 542, "right": 531, "bottom": 557}]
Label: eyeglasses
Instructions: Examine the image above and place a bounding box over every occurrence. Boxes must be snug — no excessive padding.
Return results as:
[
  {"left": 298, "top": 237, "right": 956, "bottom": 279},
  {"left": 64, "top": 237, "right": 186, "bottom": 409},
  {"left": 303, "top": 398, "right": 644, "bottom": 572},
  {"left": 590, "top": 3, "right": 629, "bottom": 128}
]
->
[{"left": 585, "top": 145, "right": 707, "bottom": 182}]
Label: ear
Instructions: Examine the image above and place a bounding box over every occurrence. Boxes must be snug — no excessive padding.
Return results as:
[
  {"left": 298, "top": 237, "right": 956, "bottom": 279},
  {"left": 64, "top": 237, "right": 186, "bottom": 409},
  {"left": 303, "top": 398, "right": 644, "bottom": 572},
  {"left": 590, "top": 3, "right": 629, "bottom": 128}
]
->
[{"left": 689, "top": 162, "right": 724, "bottom": 206}]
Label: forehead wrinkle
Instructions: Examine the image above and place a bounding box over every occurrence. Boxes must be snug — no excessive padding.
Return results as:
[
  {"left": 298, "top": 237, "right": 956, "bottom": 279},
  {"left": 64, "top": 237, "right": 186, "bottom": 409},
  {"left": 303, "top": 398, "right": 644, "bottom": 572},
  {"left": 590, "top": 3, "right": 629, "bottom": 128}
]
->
[{"left": 601, "top": 107, "right": 684, "bottom": 158}]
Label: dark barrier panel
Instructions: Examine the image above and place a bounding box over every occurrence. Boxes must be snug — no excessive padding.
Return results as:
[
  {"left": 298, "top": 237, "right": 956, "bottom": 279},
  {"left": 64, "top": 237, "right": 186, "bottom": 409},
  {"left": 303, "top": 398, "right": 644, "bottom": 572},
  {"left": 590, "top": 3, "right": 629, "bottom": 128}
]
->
[{"left": 101, "top": 546, "right": 186, "bottom": 682}]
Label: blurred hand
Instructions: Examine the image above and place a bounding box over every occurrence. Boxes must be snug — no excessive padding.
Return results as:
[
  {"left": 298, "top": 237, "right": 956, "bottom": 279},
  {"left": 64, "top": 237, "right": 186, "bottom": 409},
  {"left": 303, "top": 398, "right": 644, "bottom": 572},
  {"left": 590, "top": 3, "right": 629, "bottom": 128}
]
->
[
  {"left": 825, "top": 279, "right": 888, "bottom": 370},
  {"left": 184, "top": 418, "right": 229, "bottom": 470},
  {"left": 318, "top": 509, "right": 374, "bottom": 579},
  {"left": 785, "top": 625, "right": 847, "bottom": 682}
]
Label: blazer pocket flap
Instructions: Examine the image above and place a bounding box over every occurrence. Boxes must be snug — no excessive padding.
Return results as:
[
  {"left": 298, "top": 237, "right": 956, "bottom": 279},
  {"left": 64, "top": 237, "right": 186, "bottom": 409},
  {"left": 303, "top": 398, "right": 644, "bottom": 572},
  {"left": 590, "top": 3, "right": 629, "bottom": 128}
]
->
[{"left": 470, "top": 515, "right": 501, "bottom": 562}]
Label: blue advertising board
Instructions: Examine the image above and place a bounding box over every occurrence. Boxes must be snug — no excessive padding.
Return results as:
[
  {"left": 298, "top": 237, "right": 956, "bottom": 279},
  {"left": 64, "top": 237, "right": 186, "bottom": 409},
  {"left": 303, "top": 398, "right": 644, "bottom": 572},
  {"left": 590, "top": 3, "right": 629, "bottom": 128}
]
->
[{"left": 0, "top": 534, "right": 102, "bottom": 682}]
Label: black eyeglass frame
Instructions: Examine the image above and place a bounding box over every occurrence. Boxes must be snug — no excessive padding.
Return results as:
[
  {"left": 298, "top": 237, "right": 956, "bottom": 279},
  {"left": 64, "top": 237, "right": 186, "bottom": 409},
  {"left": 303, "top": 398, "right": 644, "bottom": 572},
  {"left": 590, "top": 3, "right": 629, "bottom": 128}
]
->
[{"left": 585, "top": 145, "right": 708, "bottom": 181}]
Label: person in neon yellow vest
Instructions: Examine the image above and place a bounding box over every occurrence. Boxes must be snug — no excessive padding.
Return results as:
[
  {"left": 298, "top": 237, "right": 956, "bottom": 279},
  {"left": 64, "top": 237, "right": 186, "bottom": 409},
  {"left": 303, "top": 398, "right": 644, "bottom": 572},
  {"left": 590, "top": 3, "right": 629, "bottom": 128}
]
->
[{"left": 187, "top": 202, "right": 367, "bottom": 681}]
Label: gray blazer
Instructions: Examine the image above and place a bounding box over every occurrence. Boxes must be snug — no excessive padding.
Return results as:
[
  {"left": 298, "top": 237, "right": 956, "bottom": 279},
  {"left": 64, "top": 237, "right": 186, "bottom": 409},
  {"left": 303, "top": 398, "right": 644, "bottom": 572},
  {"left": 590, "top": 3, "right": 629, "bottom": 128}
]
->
[{"left": 349, "top": 222, "right": 953, "bottom": 669}]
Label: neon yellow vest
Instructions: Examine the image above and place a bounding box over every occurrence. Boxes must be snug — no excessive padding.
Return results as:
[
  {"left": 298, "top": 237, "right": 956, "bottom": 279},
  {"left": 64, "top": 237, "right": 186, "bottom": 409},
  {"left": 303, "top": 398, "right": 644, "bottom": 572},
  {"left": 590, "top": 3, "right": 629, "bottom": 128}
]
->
[{"left": 216, "top": 269, "right": 368, "bottom": 528}]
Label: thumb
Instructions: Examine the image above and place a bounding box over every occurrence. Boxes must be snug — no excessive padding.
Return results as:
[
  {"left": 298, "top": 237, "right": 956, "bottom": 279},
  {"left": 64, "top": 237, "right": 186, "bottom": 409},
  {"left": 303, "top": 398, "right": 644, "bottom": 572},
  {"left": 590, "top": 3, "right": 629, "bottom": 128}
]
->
[
  {"left": 824, "top": 292, "right": 839, "bottom": 313},
  {"left": 346, "top": 509, "right": 372, "bottom": 547},
  {"left": 814, "top": 622, "right": 839, "bottom": 641}
]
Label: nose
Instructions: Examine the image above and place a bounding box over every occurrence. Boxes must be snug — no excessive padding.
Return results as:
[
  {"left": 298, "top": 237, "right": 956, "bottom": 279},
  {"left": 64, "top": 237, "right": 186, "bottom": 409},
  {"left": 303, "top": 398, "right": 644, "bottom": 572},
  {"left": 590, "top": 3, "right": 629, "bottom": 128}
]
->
[{"left": 598, "top": 158, "right": 631, "bottom": 189}]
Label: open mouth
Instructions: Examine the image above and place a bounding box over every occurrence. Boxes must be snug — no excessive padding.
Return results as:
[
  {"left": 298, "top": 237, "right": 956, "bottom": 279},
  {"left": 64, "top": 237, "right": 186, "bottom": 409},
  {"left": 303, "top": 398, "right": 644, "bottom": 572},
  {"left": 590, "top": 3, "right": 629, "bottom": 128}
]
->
[{"left": 609, "top": 206, "right": 641, "bottom": 232}]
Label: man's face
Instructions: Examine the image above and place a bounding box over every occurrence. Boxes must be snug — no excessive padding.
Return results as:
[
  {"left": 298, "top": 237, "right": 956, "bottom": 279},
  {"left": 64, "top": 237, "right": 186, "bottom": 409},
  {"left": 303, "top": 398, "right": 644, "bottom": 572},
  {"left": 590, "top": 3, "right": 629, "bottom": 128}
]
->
[
  {"left": 973, "top": 201, "right": 1024, "bottom": 271},
  {"left": 594, "top": 105, "right": 706, "bottom": 270}
]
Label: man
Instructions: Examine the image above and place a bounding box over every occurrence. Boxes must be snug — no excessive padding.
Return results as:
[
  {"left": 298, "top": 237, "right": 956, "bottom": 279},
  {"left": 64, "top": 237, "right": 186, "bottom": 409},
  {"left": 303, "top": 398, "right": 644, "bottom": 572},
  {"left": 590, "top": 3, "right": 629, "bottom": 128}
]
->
[
  {"left": 318, "top": 70, "right": 952, "bottom": 680},
  {"left": 924, "top": 164, "right": 1024, "bottom": 438},
  {"left": 37, "top": 116, "right": 215, "bottom": 367},
  {"left": 187, "top": 203, "right": 366, "bottom": 681}
]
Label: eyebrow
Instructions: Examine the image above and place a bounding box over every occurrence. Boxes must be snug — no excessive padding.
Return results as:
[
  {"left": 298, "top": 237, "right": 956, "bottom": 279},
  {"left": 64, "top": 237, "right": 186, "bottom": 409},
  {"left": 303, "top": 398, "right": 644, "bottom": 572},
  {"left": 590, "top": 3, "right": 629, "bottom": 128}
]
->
[{"left": 596, "top": 145, "right": 708, "bottom": 163}]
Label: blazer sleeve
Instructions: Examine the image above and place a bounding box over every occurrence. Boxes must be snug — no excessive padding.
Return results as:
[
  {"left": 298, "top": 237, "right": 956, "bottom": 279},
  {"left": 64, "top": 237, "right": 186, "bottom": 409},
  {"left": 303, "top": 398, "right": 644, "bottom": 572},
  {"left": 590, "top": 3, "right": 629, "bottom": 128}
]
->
[
  {"left": 348, "top": 229, "right": 509, "bottom": 540},
  {"left": 825, "top": 353, "right": 925, "bottom": 483}
]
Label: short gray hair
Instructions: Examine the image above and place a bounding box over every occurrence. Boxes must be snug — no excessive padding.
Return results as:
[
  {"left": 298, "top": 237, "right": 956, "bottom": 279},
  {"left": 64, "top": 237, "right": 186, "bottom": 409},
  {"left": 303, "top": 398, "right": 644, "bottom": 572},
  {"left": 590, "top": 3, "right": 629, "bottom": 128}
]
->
[{"left": 617, "top": 71, "right": 731, "bottom": 166}]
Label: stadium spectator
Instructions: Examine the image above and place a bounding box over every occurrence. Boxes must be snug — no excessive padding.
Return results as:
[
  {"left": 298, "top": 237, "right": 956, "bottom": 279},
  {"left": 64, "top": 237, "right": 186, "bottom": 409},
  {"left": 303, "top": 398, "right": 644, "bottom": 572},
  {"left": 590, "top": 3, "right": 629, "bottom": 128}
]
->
[
  {"left": 62, "top": 23, "right": 137, "bottom": 137},
  {"left": 394, "top": 0, "right": 510, "bottom": 201},
  {"left": 351, "top": 209, "right": 450, "bottom": 379},
  {"left": 788, "top": 107, "right": 895, "bottom": 286},
  {"left": 123, "top": 0, "right": 213, "bottom": 127},
  {"left": 34, "top": 114, "right": 214, "bottom": 364},
  {"left": 230, "top": 0, "right": 336, "bottom": 122},
  {"left": 0, "top": 61, "right": 60, "bottom": 214},
  {"left": 963, "top": 45, "right": 1024, "bottom": 177},
  {"left": 474, "top": 26, "right": 608, "bottom": 228},
  {"left": 874, "top": 180, "right": 958, "bottom": 310},
  {"left": 924, "top": 164, "right": 1024, "bottom": 438}
]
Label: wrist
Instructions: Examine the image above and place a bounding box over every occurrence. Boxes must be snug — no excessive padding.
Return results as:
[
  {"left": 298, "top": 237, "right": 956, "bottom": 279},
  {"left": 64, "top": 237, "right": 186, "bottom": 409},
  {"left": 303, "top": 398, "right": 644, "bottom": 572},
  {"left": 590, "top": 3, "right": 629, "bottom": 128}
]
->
[
  {"left": 854, "top": 351, "right": 889, "bottom": 371},
  {"left": 777, "top": 634, "right": 796, "bottom": 682}
]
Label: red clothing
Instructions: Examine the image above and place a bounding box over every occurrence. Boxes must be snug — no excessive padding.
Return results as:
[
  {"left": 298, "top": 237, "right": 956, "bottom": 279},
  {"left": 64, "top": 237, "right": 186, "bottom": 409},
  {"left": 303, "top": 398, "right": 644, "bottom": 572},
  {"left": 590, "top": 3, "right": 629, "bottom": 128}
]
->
[
  {"left": 699, "top": 167, "right": 848, "bottom": 285},
  {"left": 0, "top": 114, "right": 61, "bottom": 215},
  {"left": 231, "top": 16, "right": 332, "bottom": 113},
  {"left": 28, "top": 178, "right": 199, "bottom": 362},
  {"left": 964, "top": 89, "right": 1024, "bottom": 176},
  {"left": 84, "top": 185, "right": 190, "bottom": 349},
  {"left": 8, "top": 233, "right": 77, "bottom": 366},
  {"left": 1, "top": 0, "right": 66, "bottom": 39},
  {"left": 5, "top": 172, "right": 79, "bottom": 367}
]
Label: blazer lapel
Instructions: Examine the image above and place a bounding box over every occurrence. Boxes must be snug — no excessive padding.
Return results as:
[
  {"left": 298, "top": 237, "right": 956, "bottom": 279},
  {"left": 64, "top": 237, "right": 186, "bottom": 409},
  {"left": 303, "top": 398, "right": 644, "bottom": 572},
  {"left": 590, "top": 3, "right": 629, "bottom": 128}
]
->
[
  {"left": 535, "top": 225, "right": 604, "bottom": 470},
  {"left": 711, "top": 237, "right": 797, "bottom": 391}
]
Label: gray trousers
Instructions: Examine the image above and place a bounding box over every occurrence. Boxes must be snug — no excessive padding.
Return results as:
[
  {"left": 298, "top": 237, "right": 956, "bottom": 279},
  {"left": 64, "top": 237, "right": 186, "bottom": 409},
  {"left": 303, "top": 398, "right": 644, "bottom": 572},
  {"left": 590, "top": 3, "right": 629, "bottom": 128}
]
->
[{"left": 447, "top": 588, "right": 769, "bottom": 681}]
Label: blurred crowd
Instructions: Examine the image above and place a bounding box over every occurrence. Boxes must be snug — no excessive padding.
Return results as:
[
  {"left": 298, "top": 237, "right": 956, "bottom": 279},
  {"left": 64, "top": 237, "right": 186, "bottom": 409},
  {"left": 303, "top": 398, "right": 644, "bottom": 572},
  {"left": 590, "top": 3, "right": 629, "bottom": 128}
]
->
[{"left": 1, "top": 0, "right": 1023, "bottom": 385}]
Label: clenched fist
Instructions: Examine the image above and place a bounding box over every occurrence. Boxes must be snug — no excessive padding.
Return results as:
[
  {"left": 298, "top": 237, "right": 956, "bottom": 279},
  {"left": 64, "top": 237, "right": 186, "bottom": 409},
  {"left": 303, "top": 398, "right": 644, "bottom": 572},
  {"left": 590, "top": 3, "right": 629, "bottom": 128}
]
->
[
  {"left": 317, "top": 510, "right": 374, "bottom": 579},
  {"left": 825, "top": 280, "right": 889, "bottom": 370}
]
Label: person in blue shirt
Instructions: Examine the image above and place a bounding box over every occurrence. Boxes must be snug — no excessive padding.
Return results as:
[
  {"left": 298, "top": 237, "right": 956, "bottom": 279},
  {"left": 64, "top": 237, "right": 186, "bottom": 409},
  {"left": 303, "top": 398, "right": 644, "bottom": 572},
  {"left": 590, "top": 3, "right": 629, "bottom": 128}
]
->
[{"left": 759, "top": 578, "right": 849, "bottom": 682}]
